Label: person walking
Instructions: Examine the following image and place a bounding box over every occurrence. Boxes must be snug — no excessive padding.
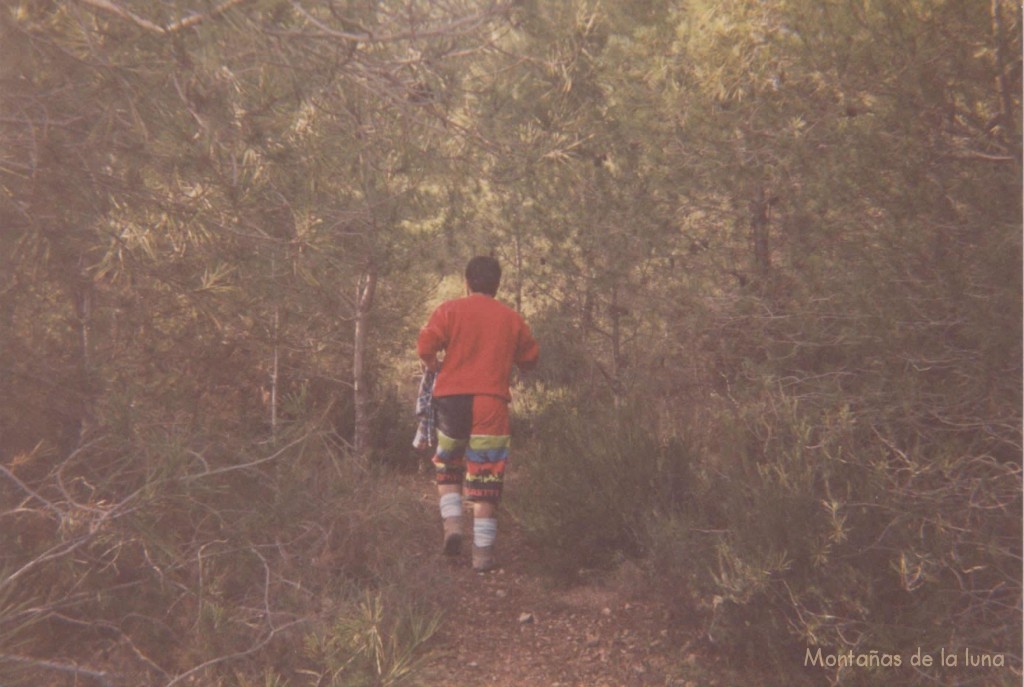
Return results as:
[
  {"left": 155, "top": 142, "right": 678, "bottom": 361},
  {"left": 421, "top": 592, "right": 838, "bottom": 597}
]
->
[{"left": 417, "top": 256, "right": 540, "bottom": 572}]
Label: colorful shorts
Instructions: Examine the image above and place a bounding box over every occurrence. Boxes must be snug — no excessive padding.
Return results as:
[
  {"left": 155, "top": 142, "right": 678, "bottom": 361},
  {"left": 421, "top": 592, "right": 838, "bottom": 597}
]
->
[{"left": 432, "top": 394, "right": 510, "bottom": 504}]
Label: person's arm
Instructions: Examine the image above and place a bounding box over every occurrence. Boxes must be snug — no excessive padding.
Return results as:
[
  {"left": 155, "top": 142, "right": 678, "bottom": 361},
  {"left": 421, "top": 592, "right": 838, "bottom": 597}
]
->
[
  {"left": 417, "top": 306, "right": 447, "bottom": 372},
  {"left": 514, "top": 321, "right": 540, "bottom": 371}
]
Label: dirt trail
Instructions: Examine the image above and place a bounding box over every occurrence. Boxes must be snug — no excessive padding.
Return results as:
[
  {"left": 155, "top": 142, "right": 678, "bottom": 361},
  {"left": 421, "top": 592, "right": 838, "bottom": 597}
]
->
[{"left": 403, "top": 472, "right": 720, "bottom": 687}]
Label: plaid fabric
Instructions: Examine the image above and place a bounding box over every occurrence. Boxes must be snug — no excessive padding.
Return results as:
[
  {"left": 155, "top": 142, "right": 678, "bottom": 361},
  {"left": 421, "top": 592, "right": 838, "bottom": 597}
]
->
[{"left": 412, "top": 367, "right": 438, "bottom": 449}]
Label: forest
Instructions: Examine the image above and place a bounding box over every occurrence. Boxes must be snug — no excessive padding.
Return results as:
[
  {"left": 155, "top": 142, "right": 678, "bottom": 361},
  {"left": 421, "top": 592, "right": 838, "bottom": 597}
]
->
[{"left": 1, "top": 1, "right": 1021, "bottom": 686}]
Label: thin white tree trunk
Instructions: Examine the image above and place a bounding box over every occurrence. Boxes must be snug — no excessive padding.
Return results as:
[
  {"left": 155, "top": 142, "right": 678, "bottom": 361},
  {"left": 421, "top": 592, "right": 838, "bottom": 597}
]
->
[
  {"left": 270, "top": 305, "right": 279, "bottom": 435},
  {"left": 353, "top": 265, "right": 378, "bottom": 464}
]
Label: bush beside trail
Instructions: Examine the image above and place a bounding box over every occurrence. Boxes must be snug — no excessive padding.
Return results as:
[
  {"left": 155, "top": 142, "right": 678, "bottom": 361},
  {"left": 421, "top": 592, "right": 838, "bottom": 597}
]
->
[
  {"left": 0, "top": 417, "right": 447, "bottom": 687},
  {"left": 512, "top": 306, "right": 1021, "bottom": 687}
]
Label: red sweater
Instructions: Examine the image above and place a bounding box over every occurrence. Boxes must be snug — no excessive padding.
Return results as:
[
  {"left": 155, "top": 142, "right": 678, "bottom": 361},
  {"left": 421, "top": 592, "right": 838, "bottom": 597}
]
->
[{"left": 417, "top": 293, "right": 540, "bottom": 401}]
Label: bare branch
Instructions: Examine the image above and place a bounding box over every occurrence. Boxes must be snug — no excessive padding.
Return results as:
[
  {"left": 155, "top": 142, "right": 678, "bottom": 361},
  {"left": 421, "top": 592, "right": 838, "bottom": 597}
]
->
[
  {"left": 74, "top": 0, "right": 249, "bottom": 35},
  {"left": 165, "top": 0, "right": 248, "bottom": 33},
  {"left": 946, "top": 151, "right": 1017, "bottom": 163},
  {"left": 0, "top": 654, "right": 113, "bottom": 687},
  {"left": 0, "top": 464, "right": 63, "bottom": 517},
  {"left": 163, "top": 618, "right": 308, "bottom": 687},
  {"left": 280, "top": 0, "right": 514, "bottom": 44},
  {"left": 75, "top": 0, "right": 165, "bottom": 33},
  {"left": 181, "top": 432, "right": 312, "bottom": 482}
]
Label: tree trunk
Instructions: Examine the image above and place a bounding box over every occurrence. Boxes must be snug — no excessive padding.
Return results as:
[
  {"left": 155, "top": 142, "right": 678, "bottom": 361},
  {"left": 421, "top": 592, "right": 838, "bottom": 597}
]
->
[
  {"left": 68, "top": 263, "right": 94, "bottom": 452},
  {"left": 513, "top": 225, "right": 523, "bottom": 313},
  {"left": 270, "top": 305, "right": 279, "bottom": 435},
  {"left": 609, "top": 285, "right": 625, "bottom": 408},
  {"left": 352, "top": 263, "right": 378, "bottom": 465},
  {"left": 992, "top": 0, "right": 1021, "bottom": 169},
  {"left": 750, "top": 186, "right": 772, "bottom": 281}
]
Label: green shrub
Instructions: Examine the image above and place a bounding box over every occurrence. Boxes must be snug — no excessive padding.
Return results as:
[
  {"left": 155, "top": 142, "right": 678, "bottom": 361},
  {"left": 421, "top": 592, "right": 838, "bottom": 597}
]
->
[
  {"left": 514, "top": 309, "right": 1021, "bottom": 686},
  {"left": 303, "top": 591, "right": 442, "bottom": 687},
  {"left": 646, "top": 387, "right": 1021, "bottom": 687},
  {"left": 511, "top": 396, "right": 696, "bottom": 582}
]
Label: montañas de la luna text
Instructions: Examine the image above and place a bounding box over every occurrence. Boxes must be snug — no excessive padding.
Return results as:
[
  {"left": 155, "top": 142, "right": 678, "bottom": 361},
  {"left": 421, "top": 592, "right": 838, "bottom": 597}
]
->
[{"left": 805, "top": 647, "right": 1006, "bottom": 669}]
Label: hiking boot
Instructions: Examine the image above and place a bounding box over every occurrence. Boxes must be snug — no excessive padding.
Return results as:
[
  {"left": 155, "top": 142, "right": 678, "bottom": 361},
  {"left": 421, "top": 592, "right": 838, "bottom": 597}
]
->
[
  {"left": 472, "top": 544, "right": 497, "bottom": 573},
  {"left": 442, "top": 516, "right": 463, "bottom": 556}
]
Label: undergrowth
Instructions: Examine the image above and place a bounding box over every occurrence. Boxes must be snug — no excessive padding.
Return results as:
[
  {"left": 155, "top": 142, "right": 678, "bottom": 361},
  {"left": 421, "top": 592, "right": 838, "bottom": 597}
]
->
[
  {"left": 0, "top": 418, "right": 446, "bottom": 687},
  {"left": 513, "top": 386, "right": 1021, "bottom": 687}
]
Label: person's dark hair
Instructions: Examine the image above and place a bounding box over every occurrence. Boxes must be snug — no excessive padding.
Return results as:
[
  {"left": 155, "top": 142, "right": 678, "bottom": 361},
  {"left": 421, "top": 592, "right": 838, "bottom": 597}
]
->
[{"left": 465, "top": 256, "right": 501, "bottom": 296}]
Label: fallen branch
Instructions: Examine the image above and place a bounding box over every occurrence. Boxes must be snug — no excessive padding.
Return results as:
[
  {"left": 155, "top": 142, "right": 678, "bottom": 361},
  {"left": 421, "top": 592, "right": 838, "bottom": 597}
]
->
[
  {"left": 181, "top": 432, "right": 312, "bottom": 482},
  {"left": 0, "top": 654, "right": 113, "bottom": 687},
  {"left": 0, "top": 464, "right": 63, "bottom": 517},
  {"left": 163, "top": 618, "right": 309, "bottom": 687}
]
